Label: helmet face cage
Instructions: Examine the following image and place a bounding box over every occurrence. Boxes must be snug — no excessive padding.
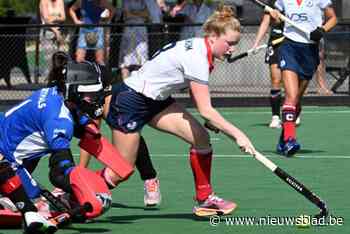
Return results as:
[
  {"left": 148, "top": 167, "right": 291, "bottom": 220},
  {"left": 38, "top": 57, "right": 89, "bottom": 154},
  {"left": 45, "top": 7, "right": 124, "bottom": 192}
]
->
[{"left": 64, "top": 61, "right": 105, "bottom": 120}]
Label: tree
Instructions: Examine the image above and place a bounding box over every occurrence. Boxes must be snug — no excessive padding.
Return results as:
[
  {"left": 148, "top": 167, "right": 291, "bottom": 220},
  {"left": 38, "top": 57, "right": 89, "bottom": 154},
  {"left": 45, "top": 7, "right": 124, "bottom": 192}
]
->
[{"left": 0, "top": 0, "right": 37, "bottom": 16}]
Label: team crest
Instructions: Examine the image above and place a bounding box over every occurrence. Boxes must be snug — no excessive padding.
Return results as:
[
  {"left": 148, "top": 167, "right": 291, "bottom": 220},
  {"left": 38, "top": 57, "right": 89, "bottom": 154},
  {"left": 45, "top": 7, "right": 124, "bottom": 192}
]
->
[
  {"left": 126, "top": 121, "right": 137, "bottom": 130},
  {"left": 306, "top": 0, "right": 313, "bottom": 7},
  {"left": 280, "top": 59, "right": 286, "bottom": 68}
]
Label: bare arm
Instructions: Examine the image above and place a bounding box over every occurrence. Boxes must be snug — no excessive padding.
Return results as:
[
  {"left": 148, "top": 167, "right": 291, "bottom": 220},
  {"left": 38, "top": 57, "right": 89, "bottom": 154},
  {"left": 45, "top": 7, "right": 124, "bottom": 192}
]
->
[
  {"left": 69, "top": 0, "right": 83, "bottom": 24},
  {"left": 322, "top": 6, "right": 337, "bottom": 32},
  {"left": 170, "top": 0, "right": 187, "bottom": 17},
  {"left": 39, "top": 0, "right": 51, "bottom": 23},
  {"left": 253, "top": 14, "right": 271, "bottom": 48},
  {"left": 189, "top": 81, "right": 255, "bottom": 154},
  {"left": 56, "top": 0, "right": 66, "bottom": 22}
]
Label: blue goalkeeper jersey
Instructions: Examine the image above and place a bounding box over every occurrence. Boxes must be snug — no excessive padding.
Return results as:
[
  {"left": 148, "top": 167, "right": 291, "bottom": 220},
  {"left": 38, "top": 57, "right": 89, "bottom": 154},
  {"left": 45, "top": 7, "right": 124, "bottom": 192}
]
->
[{"left": 0, "top": 87, "right": 74, "bottom": 164}]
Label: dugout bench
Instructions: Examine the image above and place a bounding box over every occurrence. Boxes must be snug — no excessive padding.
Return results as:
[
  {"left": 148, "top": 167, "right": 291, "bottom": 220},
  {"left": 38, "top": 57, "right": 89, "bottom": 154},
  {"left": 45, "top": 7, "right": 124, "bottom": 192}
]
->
[{"left": 324, "top": 31, "right": 350, "bottom": 94}]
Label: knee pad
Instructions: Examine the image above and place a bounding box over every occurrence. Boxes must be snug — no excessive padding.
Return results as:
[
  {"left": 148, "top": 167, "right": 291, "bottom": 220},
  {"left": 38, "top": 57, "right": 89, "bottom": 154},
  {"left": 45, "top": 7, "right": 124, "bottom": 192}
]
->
[
  {"left": 69, "top": 166, "right": 112, "bottom": 219},
  {"left": 49, "top": 150, "right": 75, "bottom": 192}
]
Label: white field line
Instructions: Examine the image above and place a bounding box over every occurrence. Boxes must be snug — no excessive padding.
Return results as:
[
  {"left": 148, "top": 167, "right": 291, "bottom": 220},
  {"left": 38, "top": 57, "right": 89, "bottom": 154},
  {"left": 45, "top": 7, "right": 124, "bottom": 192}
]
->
[
  {"left": 192, "top": 109, "right": 350, "bottom": 116},
  {"left": 72, "top": 153, "right": 350, "bottom": 159}
]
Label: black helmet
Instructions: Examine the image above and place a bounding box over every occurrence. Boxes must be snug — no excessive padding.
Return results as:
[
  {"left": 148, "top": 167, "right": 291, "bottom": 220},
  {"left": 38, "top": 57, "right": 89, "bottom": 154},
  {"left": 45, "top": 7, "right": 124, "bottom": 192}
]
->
[{"left": 64, "top": 61, "right": 105, "bottom": 121}]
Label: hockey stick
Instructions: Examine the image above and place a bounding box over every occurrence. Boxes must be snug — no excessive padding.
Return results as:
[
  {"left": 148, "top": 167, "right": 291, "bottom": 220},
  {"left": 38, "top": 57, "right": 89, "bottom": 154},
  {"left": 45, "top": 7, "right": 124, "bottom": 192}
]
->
[
  {"left": 39, "top": 185, "right": 92, "bottom": 226},
  {"left": 227, "top": 44, "right": 267, "bottom": 63},
  {"left": 248, "top": 0, "right": 310, "bottom": 37},
  {"left": 204, "top": 122, "right": 328, "bottom": 218},
  {"left": 253, "top": 150, "right": 328, "bottom": 219},
  {"left": 227, "top": 37, "right": 285, "bottom": 63}
]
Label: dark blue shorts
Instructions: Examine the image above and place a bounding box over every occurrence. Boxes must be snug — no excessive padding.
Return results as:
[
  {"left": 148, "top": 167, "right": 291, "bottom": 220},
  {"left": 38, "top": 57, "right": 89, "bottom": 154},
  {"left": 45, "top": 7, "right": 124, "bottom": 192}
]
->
[
  {"left": 106, "top": 82, "right": 175, "bottom": 133},
  {"left": 278, "top": 39, "right": 320, "bottom": 80},
  {"left": 265, "top": 41, "right": 282, "bottom": 65}
]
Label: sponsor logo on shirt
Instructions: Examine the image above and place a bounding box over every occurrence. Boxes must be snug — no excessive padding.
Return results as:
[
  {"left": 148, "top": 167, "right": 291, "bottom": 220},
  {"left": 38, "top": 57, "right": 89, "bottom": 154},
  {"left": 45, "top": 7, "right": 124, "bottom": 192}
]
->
[{"left": 288, "top": 13, "right": 308, "bottom": 22}]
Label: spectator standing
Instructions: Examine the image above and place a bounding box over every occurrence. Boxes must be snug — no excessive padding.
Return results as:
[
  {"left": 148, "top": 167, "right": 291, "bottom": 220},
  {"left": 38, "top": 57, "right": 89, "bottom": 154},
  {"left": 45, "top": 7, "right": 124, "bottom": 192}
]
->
[
  {"left": 40, "top": 0, "right": 66, "bottom": 50},
  {"left": 145, "top": 0, "right": 169, "bottom": 57},
  {"left": 69, "top": 0, "right": 115, "bottom": 64},
  {"left": 119, "top": 0, "right": 150, "bottom": 79},
  {"left": 172, "top": 0, "right": 213, "bottom": 40}
]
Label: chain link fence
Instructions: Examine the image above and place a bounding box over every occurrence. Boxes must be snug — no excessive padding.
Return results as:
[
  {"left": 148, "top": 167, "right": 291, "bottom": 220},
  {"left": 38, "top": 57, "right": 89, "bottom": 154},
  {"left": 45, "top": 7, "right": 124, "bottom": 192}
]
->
[{"left": 0, "top": 23, "right": 349, "bottom": 105}]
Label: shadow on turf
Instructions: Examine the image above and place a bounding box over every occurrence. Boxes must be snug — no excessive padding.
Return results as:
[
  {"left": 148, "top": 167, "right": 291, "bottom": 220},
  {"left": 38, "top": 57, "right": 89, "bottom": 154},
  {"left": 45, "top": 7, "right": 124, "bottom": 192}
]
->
[
  {"left": 96, "top": 213, "right": 210, "bottom": 224},
  {"left": 250, "top": 123, "right": 270, "bottom": 128},
  {"left": 264, "top": 149, "right": 326, "bottom": 155},
  {"left": 91, "top": 203, "right": 210, "bottom": 224},
  {"left": 112, "top": 202, "right": 160, "bottom": 211},
  {"left": 64, "top": 227, "right": 110, "bottom": 233}
]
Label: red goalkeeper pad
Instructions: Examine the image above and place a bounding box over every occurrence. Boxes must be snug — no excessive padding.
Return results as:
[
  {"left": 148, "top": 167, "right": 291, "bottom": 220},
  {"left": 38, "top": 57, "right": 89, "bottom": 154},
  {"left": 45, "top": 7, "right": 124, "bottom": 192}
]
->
[
  {"left": 0, "top": 209, "right": 22, "bottom": 227},
  {"left": 79, "top": 126, "right": 133, "bottom": 179}
]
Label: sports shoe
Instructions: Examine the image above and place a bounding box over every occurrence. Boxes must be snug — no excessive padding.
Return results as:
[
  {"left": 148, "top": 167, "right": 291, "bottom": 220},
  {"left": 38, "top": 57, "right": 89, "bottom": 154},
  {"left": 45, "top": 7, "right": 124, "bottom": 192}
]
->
[
  {"left": 277, "top": 137, "right": 301, "bottom": 157},
  {"left": 144, "top": 178, "right": 161, "bottom": 207},
  {"left": 24, "top": 211, "right": 57, "bottom": 234},
  {"left": 269, "top": 115, "right": 281, "bottom": 128},
  {"left": 0, "top": 197, "right": 18, "bottom": 211},
  {"left": 296, "top": 116, "right": 301, "bottom": 126},
  {"left": 193, "top": 193, "right": 237, "bottom": 217}
]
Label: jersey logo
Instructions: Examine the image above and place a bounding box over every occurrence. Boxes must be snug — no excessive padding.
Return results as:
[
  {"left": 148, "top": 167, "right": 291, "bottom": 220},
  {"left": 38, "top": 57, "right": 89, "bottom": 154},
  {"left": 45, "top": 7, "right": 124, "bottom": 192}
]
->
[
  {"left": 126, "top": 121, "right": 137, "bottom": 130},
  {"left": 296, "top": 0, "right": 303, "bottom": 6},
  {"left": 306, "top": 0, "right": 313, "bottom": 7},
  {"left": 280, "top": 59, "right": 286, "bottom": 68},
  {"left": 288, "top": 13, "right": 308, "bottom": 22}
]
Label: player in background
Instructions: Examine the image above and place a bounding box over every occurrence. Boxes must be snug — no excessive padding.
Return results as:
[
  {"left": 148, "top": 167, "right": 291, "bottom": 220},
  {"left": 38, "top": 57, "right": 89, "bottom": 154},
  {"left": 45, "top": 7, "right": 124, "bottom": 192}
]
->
[
  {"left": 0, "top": 59, "right": 115, "bottom": 233},
  {"left": 252, "top": 0, "right": 285, "bottom": 128},
  {"left": 94, "top": 5, "right": 256, "bottom": 217},
  {"left": 268, "top": 0, "right": 337, "bottom": 156}
]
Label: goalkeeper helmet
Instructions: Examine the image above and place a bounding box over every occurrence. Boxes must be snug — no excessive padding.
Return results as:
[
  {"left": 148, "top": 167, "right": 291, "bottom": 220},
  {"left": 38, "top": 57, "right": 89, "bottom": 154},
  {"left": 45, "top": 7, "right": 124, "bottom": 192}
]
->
[{"left": 64, "top": 61, "right": 106, "bottom": 122}]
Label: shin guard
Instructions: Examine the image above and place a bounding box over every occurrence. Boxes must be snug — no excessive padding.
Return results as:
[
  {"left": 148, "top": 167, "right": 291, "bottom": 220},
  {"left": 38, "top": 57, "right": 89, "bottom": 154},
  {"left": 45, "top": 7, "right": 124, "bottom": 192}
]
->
[
  {"left": 282, "top": 104, "right": 296, "bottom": 141},
  {"left": 189, "top": 148, "right": 213, "bottom": 202},
  {"left": 69, "top": 166, "right": 112, "bottom": 219}
]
